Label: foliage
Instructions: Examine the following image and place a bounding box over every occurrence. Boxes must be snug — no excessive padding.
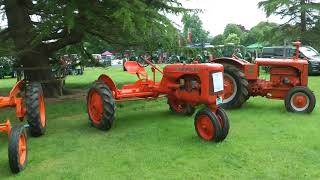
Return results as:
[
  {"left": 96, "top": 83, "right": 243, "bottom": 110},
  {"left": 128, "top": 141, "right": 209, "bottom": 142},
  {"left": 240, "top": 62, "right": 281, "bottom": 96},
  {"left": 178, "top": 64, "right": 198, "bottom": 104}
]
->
[
  {"left": 211, "top": 34, "right": 225, "bottom": 45},
  {"left": 181, "top": 12, "right": 209, "bottom": 44},
  {"left": 223, "top": 24, "right": 244, "bottom": 37},
  {"left": 258, "top": 0, "right": 320, "bottom": 37},
  {"left": 1, "top": 0, "right": 186, "bottom": 61},
  {"left": 224, "top": 33, "right": 241, "bottom": 45}
]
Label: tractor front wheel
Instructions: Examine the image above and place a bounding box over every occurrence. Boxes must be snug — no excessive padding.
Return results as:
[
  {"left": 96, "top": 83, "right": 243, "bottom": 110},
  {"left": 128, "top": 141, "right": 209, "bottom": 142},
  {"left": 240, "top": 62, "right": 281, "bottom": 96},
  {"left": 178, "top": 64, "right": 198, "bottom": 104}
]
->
[
  {"left": 8, "top": 125, "right": 28, "bottom": 174},
  {"left": 87, "top": 81, "right": 116, "bottom": 131},
  {"left": 168, "top": 98, "right": 195, "bottom": 116},
  {"left": 194, "top": 108, "right": 222, "bottom": 142},
  {"left": 215, "top": 107, "right": 230, "bottom": 142},
  {"left": 25, "top": 82, "right": 46, "bottom": 137},
  {"left": 285, "top": 86, "right": 316, "bottom": 113},
  {"left": 221, "top": 65, "right": 249, "bottom": 109}
]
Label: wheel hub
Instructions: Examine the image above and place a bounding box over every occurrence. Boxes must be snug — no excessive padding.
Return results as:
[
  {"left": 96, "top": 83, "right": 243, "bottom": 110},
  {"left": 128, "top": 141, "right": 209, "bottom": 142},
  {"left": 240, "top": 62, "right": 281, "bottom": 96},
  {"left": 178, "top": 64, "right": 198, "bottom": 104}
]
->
[
  {"left": 290, "top": 92, "right": 309, "bottom": 111},
  {"left": 89, "top": 90, "right": 104, "bottom": 123},
  {"left": 223, "top": 74, "right": 237, "bottom": 103},
  {"left": 196, "top": 115, "right": 214, "bottom": 140},
  {"left": 39, "top": 95, "right": 46, "bottom": 128},
  {"left": 18, "top": 134, "right": 27, "bottom": 165}
]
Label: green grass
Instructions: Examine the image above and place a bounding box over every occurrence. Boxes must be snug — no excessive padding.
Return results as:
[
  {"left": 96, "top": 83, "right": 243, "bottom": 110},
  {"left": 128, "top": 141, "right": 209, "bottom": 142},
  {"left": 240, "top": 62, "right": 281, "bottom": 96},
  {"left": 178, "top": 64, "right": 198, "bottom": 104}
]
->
[{"left": 0, "top": 66, "right": 319, "bottom": 179}]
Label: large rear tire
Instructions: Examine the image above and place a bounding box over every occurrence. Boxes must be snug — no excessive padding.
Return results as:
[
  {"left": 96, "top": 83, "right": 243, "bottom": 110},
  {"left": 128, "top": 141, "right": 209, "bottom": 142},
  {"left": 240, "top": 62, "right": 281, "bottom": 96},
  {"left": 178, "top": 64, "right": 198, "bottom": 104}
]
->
[
  {"left": 167, "top": 97, "right": 195, "bottom": 116},
  {"left": 221, "top": 65, "right": 249, "bottom": 109},
  {"left": 87, "top": 81, "right": 116, "bottom": 131},
  {"left": 25, "top": 82, "right": 46, "bottom": 137},
  {"left": 8, "top": 125, "right": 28, "bottom": 174},
  {"left": 284, "top": 86, "right": 316, "bottom": 113}
]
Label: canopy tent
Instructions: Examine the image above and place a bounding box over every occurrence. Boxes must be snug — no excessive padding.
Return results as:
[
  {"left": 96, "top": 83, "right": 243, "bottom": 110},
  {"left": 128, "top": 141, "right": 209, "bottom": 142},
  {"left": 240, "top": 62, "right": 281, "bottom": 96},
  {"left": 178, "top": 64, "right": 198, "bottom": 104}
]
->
[
  {"left": 246, "top": 43, "right": 264, "bottom": 49},
  {"left": 101, "top": 51, "right": 113, "bottom": 56}
]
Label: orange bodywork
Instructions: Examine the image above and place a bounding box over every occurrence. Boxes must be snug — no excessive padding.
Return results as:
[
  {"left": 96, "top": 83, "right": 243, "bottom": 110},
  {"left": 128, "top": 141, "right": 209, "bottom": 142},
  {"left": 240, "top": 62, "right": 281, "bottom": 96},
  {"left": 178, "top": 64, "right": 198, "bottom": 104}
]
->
[
  {"left": 0, "top": 81, "right": 25, "bottom": 141},
  {"left": 97, "top": 61, "right": 224, "bottom": 111},
  {"left": 0, "top": 80, "right": 26, "bottom": 120},
  {"left": 0, "top": 120, "right": 12, "bottom": 138},
  {"left": 212, "top": 41, "right": 309, "bottom": 100}
]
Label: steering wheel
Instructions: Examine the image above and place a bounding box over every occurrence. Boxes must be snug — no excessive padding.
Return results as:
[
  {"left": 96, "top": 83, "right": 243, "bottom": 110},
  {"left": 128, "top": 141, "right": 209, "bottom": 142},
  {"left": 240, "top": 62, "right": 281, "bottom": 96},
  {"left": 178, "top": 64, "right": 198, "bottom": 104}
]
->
[{"left": 137, "top": 55, "right": 151, "bottom": 67}]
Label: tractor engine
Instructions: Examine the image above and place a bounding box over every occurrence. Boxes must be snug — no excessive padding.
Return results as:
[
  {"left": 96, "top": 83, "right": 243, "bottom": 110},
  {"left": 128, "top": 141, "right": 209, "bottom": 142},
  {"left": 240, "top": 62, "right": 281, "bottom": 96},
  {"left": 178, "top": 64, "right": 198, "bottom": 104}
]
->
[
  {"left": 270, "top": 67, "right": 301, "bottom": 87},
  {"left": 159, "top": 63, "right": 224, "bottom": 106},
  {"left": 250, "top": 67, "right": 301, "bottom": 98}
]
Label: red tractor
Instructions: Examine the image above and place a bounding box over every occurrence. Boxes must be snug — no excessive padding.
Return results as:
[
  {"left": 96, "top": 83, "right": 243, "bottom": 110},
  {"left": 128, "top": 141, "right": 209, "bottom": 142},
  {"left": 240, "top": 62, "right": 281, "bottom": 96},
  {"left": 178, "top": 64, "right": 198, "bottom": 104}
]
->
[
  {"left": 212, "top": 42, "right": 316, "bottom": 113},
  {"left": 87, "top": 59, "right": 229, "bottom": 142},
  {"left": 0, "top": 81, "right": 46, "bottom": 173}
]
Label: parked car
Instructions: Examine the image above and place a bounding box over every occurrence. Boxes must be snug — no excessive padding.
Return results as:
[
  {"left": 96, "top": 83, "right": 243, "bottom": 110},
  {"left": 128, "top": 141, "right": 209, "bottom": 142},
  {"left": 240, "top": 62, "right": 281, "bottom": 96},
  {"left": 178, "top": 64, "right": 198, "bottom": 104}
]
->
[{"left": 262, "top": 46, "right": 320, "bottom": 75}]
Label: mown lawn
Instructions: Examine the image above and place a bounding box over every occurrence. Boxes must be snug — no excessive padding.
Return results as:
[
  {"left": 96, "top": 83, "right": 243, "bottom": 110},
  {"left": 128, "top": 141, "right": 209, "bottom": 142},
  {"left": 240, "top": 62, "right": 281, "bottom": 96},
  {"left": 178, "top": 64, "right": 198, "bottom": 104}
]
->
[{"left": 0, "top": 66, "right": 319, "bottom": 179}]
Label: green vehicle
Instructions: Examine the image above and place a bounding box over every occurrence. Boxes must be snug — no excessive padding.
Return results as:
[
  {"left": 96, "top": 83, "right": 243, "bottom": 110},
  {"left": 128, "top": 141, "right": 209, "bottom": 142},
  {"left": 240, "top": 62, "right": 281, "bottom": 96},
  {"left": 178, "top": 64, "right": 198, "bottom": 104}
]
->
[
  {"left": 210, "top": 43, "right": 254, "bottom": 62},
  {"left": 0, "top": 57, "right": 16, "bottom": 79}
]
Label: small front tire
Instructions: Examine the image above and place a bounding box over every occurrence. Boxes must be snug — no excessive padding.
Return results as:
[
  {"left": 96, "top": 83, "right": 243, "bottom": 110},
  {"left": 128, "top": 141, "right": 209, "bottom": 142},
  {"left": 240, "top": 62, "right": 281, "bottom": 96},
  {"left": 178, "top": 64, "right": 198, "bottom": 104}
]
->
[
  {"left": 194, "top": 108, "right": 222, "bottom": 142},
  {"left": 285, "top": 86, "right": 316, "bottom": 113},
  {"left": 215, "top": 107, "right": 230, "bottom": 142},
  {"left": 8, "top": 125, "right": 28, "bottom": 174}
]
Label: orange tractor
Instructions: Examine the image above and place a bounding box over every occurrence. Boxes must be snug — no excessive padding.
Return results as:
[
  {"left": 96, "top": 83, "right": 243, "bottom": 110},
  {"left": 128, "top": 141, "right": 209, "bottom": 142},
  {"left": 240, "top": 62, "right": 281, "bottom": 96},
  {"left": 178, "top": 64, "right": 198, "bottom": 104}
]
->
[
  {"left": 87, "top": 59, "right": 229, "bottom": 142},
  {"left": 0, "top": 81, "right": 46, "bottom": 173},
  {"left": 212, "top": 42, "right": 316, "bottom": 113}
]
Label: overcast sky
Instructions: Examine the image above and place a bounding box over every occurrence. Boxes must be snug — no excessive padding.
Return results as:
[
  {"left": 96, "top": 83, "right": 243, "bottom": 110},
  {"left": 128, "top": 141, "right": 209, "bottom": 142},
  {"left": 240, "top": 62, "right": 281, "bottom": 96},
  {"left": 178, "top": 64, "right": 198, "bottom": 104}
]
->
[
  {"left": 170, "top": 0, "right": 285, "bottom": 36},
  {"left": 0, "top": 0, "right": 284, "bottom": 35}
]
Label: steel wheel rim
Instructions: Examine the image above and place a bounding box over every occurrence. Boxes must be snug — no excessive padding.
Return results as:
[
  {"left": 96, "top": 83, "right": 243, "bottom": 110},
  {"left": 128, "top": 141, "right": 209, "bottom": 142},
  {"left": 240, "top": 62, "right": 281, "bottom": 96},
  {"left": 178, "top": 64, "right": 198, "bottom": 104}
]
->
[
  {"left": 223, "top": 74, "right": 237, "bottom": 103},
  {"left": 196, "top": 115, "right": 215, "bottom": 140},
  {"left": 18, "top": 133, "right": 27, "bottom": 165},
  {"left": 290, "top": 92, "right": 310, "bottom": 111},
  {"left": 88, "top": 90, "right": 104, "bottom": 123},
  {"left": 39, "top": 95, "right": 46, "bottom": 128}
]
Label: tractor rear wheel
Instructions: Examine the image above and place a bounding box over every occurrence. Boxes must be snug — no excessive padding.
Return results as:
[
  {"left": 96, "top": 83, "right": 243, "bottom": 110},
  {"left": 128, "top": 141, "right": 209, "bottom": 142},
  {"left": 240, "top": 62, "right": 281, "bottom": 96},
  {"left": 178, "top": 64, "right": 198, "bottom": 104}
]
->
[
  {"left": 87, "top": 81, "right": 116, "bottom": 131},
  {"left": 25, "top": 82, "right": 46, "bottom": 137},
  {"left": 215, "top": 107, "right": 230, "bottom": 142},
  {"left": 285, "top": 86, "right": 316, "bottom": 113},
  {"left": 8, "top": 125, "right": 28, "bottom": 173},
  {"left": 194, "top": 108, "right": 222, "bottom": 142},
  {"left": 168, "top": 98, "right": 195, "bottom": 116},
  {"left": 221, "top": 65, "right": 249, "bottom": 109}
]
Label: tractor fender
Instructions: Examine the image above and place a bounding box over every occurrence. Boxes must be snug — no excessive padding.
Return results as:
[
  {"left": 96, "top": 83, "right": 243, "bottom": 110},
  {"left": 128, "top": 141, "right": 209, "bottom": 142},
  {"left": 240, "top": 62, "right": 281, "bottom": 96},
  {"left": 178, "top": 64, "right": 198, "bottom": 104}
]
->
[
  {"left": 97, "top": 74, "right": 118, "bottom": 95},
  {"left": 9, "top": 80, "right": 24, "bottom": 98},
  {"left": 211, "top": 57, "right": 250, "bottom": 72},
  {"left": 211, "top": 57, "right": 258, "bottom": 80}
]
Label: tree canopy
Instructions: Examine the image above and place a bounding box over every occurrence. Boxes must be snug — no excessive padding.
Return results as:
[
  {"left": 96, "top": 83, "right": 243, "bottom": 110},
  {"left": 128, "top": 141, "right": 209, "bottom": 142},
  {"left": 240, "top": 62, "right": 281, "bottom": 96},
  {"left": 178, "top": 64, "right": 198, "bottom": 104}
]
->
[
  {"left": 181, "top": 12, "right": 209, "bottom": 44},
  {"left": 258, "top": 0, "right": 320, "bottom": 41},
  {"left": 0, "top": 0, "right": 187, "bottom": 96}
]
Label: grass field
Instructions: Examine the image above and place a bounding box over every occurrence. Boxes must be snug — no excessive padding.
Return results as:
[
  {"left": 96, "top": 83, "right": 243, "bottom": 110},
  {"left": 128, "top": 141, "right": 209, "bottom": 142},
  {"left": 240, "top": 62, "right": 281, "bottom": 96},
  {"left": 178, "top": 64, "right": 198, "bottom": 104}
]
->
[{"left": 0, "top": 67, "right": 319, "bottom": 179}]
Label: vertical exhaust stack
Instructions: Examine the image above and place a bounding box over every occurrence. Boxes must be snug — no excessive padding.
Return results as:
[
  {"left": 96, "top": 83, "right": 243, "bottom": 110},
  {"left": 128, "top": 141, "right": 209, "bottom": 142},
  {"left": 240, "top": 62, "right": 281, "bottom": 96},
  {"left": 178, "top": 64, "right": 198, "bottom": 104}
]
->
[{"left": 293, "top": 41, "right": 301, "bottom": 60}]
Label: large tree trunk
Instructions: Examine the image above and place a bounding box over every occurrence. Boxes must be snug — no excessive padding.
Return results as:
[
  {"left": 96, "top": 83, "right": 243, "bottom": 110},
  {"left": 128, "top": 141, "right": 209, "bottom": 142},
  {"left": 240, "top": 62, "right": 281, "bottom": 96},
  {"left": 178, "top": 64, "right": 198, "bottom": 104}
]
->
[
  {"left": 19, "top": 46, "right": 62, "bottom": 97},
  {"left": 4, "top": 0, "right": 62, "bottom": 97},
  {"left": 300, "top": 0, "right": 307, "bottom": 42}
]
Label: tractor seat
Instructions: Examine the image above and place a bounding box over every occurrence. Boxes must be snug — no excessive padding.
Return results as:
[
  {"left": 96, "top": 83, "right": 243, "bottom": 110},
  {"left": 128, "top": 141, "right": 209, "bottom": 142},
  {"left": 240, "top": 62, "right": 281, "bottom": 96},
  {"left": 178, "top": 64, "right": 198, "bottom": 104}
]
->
[{"left": 124, "top": 61, "right": 147, "bottom": 76}]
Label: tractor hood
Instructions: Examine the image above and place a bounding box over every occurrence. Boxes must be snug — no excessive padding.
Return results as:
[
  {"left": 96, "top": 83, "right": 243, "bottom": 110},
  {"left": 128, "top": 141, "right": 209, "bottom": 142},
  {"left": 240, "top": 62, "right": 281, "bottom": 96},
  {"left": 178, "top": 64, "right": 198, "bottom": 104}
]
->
[{"left": 163, "top": 63, "right": 224, "bottom": 74}]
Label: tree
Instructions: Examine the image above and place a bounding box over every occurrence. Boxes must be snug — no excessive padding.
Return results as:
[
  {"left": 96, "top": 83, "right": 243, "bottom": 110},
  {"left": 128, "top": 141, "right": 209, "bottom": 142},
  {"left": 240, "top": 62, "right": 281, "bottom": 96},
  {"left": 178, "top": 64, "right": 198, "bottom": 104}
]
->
[
  {"left": 211, "top": 34, "right": 225, "bottom": 45},
  {"left": 258, "top": 0, "right": 320, "bottom": 41},
  {"left": 223, "top": 24, "right": 245, "bottom": 37},
  {"left": 1, "top": 0, "right": 185, "bottom": 96},
  {"left": 224, "top": 33, "right": 241, "bottom": 45},
  {"left": 248, "top": 22, "right": 288, "bottom": 45},
  {"left": 181, "top": 13, "right": 209, "bottom": 44}
]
